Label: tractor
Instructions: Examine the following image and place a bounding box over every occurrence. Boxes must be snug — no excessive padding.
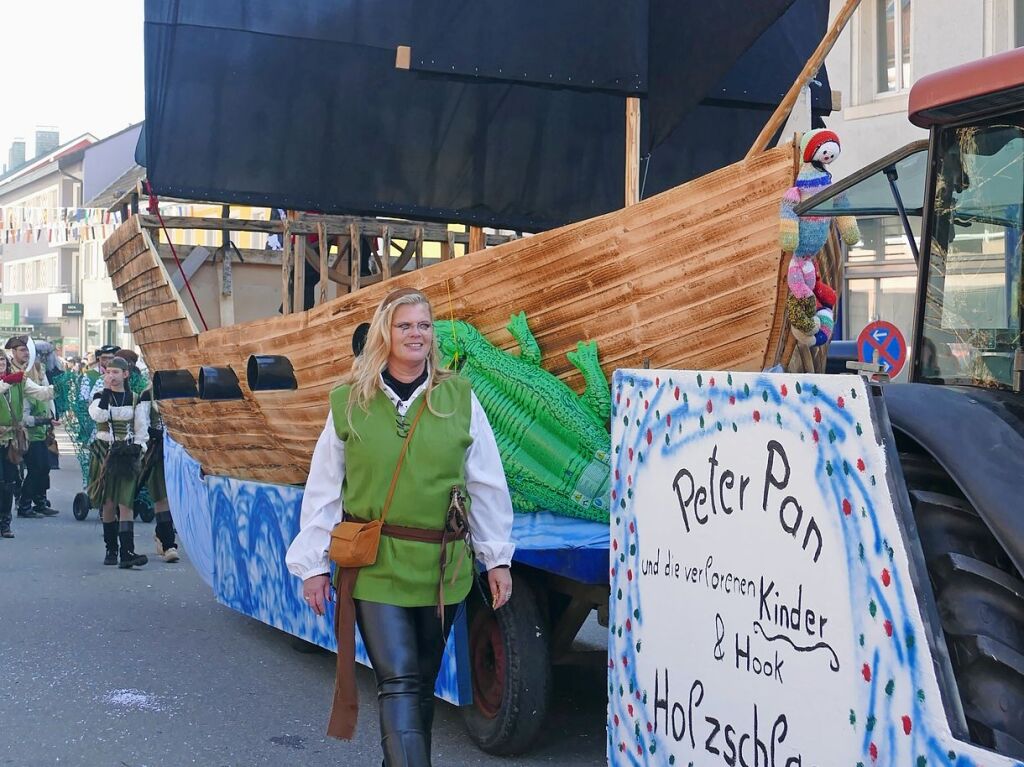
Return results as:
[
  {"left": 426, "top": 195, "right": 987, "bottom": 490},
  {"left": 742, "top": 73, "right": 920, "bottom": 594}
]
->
[{"left": 799, "top": 47, "right": 1024, "bottom": 758}]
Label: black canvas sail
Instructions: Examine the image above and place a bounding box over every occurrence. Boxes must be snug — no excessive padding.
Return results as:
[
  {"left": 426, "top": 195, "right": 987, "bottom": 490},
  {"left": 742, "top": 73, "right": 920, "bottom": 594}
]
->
[{"left": 141, "top": 0, "right": 829, "bottom": 231}]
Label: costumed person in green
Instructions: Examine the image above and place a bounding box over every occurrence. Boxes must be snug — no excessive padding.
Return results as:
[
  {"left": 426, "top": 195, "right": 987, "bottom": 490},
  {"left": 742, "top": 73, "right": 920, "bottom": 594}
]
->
[
  {"left": 286, "top": 288, "right": 515, "bottom": 766},
  {"left": 118, "top": 351, "right": 178, "bottom": 563},
  {"left": 80, "top": 345, "right": 119, "bottom": 401},
  {"left": 87, "top": 356, "right": 150, "bottom": 568},
  {"left": 0, "top": 337, "right": 55, "bottom": 537},
  {"left": 17, "top": 341, "right": 59, "bottom": 517}
]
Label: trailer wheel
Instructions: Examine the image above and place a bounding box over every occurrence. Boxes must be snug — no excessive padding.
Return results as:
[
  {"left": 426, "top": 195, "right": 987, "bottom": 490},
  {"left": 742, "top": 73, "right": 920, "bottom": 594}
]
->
[
  {"left": 72, "top": 492, "right": 90, "bottom": 521},
  {"left": 462, "top": 574, "right": 551, "bottom": 755},
  {"left": 903, "top": 450, "right": 1024, "bottom": 759}
]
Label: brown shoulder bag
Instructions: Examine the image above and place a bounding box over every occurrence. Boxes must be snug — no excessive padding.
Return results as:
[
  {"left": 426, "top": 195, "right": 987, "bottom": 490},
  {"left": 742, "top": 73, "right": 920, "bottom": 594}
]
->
[{"left": 327, "top": 398, "right": 427, "bottom": 568}]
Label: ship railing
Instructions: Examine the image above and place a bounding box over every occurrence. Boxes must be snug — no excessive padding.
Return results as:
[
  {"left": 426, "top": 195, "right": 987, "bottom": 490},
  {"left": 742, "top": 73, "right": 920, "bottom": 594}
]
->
[{"left": 135, "top": 212, "right": 517, "bottom": 319}]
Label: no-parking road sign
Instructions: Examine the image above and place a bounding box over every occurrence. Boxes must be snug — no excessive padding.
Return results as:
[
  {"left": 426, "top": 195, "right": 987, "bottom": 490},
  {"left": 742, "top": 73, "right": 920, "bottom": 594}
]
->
[{"left": 857, "top": 320, "right": 908, "bottom": 378}]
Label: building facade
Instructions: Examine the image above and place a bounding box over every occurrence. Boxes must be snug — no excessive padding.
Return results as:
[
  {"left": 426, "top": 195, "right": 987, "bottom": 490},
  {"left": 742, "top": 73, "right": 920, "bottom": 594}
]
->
[
  {"left": 0, "top": 133, "right": 115, "bottom": 357},
  {"left": 821, "top": 0, "right": 1023, "bottom": 377}
]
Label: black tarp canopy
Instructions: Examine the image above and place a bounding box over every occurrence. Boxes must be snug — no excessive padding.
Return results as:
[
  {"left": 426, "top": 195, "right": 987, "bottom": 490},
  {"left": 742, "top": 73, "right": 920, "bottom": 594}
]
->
[{"left": 141, "top": 0, "right": 831, "bottom": 232}]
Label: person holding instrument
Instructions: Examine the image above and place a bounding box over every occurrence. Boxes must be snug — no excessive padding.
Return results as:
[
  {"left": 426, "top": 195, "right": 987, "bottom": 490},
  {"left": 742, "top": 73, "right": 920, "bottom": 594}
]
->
[{"left": 286, "top": 288, "right": 514, "bottom": 766}]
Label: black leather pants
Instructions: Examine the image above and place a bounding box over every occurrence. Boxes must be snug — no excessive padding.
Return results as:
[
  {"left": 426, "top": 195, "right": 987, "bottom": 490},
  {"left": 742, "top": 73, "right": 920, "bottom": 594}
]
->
[{"left": 354, "top": 600, "right": 458, "bottom": 767}]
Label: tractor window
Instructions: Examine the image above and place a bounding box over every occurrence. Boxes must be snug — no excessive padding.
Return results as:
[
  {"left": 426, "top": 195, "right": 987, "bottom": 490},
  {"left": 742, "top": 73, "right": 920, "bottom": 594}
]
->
[{"left": 920, "top": 114, "right": 1024, "bottom": 389}]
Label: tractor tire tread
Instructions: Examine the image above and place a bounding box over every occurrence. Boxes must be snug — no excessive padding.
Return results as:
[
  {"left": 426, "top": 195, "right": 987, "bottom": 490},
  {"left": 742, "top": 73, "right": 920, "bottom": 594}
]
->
[{"left": 902, "top": 452, "right": 1024, "bottom": 759}]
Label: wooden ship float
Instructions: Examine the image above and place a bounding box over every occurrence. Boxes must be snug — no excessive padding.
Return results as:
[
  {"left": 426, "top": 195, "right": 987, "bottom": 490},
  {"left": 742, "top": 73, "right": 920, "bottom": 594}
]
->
[
  {"left": 104, "top": 140, "right": 825, "bottom": 485},
  {"left": 104, "top": 3, "right": 859, "bottom": 488}
]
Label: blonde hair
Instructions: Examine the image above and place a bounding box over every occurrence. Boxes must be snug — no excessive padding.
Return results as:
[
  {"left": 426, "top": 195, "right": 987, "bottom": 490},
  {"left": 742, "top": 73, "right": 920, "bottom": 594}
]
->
[{"left": 343, "top": 289, "right": 454, "bottom": 433}]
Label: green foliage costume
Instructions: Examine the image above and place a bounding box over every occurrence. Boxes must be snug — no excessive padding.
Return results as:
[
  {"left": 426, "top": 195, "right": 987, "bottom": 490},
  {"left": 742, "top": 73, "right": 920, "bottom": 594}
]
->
[{"left": 434, "top": 312, "right": 611, "bottom": 522}]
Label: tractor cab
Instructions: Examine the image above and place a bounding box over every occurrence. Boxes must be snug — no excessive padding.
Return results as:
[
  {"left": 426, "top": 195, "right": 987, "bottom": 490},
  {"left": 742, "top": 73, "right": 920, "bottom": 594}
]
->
[
  {"left": 801, "top": 54, "right": 1024, "bottom": 757},
  {"left": 799, "top": 47, "right": 1024, "bottom": 394}
]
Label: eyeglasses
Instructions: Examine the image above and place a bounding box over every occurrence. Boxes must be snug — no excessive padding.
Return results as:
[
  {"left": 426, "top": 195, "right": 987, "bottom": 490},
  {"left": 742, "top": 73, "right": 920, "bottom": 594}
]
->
[{"left": 393, "top": 322, "right": 433, "bottom": 334}]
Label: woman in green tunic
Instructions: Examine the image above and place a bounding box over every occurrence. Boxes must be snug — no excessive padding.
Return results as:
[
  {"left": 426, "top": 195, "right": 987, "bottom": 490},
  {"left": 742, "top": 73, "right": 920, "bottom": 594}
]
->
[
  {"left": 286, "top": 289, "right": 515, "bottom": 766},
  {"left": 87, "top": 357, "right": 150, "bottom": 569}
]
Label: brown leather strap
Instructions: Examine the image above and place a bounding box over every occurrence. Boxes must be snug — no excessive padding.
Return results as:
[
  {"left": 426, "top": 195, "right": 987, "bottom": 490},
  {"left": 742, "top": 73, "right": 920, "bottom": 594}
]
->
[
  {"left": 381, "top": 522, "right": 446, "bottom": 544},
  {"left": 326, "top": 567, "right": 359, "bottom": 740},
  {"left": 380, "top": 397, "right": 428, "bottom": 526}
]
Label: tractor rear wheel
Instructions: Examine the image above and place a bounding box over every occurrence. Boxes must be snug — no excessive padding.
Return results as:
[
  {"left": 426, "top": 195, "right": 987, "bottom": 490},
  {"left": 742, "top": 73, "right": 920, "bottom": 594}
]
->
[{"left": 903, "top": 449, "right": 1024, "bottom": 759}]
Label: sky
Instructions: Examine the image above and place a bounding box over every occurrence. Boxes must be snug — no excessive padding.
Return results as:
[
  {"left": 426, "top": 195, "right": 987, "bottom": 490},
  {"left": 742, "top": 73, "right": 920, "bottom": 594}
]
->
[{"left": 0, "top": 1, "right": 145, "bottom": 162}]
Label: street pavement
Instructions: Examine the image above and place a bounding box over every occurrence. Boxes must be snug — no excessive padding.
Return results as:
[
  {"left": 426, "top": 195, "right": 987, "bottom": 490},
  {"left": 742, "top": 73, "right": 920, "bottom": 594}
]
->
[{"left": 0, "top": 434, "right": 607, "bottom": 767}]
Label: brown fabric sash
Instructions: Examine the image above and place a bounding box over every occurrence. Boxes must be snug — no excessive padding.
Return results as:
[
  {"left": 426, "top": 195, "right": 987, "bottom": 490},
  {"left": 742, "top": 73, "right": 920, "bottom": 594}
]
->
[{"left": 326, "top": 521, "right": 467, "bottom": 740}]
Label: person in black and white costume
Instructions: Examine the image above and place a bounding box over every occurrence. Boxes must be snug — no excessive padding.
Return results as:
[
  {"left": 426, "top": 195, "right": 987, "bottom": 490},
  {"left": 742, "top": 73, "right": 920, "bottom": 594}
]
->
[{"left": 87, "top": 357, "right": 150, "bottom": 568}]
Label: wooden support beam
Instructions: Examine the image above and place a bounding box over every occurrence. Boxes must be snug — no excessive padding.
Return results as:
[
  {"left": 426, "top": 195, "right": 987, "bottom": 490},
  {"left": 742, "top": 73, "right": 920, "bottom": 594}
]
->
[
  {"left": 136, "top": 213, "right": 516, "bottom": 246},
  {"left": 317, "top": 222, "right": 329, "bottom": 307},
  {"left": 155, "top": 243, "right": 281, "bottom": 266},
  {"left": 442, "top": 231, "right": 455, "bottom": 261},
  {"left": 381, "top": 226, "right": 392, "bottom": 280},
  {"left": 746, "top": 0, "right": 863, "bottom": 159},
  {"left": 392, "top": 239, "right": 417, "bottom": 274},
  {"left": 414, "top": 228, "right": 424, "bottom": 269},
  {"left": 281, "top": 219, "right": 293, "bottom": 314},
  {"left": 219, "top": 205, "right": 235, "bottom": 327},
  {"left": 350, "top": 223, "right": 361, "bottom": 293},
  {"left": 468, "top": 226, "right": 485, "bottom": 253},
  {"left": 293, "top": 235, "right": 306, "bottom": 311},
  {"left": 625, "top": 96, "right": 641, "bottom": 206}
]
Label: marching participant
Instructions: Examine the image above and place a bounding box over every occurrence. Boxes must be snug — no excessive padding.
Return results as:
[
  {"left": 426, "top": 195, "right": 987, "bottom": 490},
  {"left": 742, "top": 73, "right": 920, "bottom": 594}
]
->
[
  {"left": 0, "top": 337, "right": 55, "bottom": 537},
  {"left": 112, "top": 349, "right": 176, "bottom": 561},
  {"left": 17, "top": 341, "right": 59, "bottom": 518},
  {"left": 87, "top": 357, "right": 149, "bottom": 568},
  {"left": 80, "top": 345, "right": 119, "bottom": 401}
]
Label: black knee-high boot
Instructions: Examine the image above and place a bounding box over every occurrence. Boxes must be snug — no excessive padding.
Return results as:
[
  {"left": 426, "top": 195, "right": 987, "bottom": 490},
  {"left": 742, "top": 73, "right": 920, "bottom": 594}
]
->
[
  {"left": 0, "top": 481, "right": 14, "bottom": 537},
  {"left": 117, "top": 521, "right": 148, "bottom": 569},
  {"left": 154, "top": 511, "right": 176, "bottom": 552},
  {"left": 102, "top": 521, "right": 119, "bottom": 565}
]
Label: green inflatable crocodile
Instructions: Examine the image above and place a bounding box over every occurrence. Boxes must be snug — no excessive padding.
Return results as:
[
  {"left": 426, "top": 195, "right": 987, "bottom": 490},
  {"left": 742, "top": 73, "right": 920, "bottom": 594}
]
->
[{"left": 435, "top": 312, "right": 611, "bottom": 523}]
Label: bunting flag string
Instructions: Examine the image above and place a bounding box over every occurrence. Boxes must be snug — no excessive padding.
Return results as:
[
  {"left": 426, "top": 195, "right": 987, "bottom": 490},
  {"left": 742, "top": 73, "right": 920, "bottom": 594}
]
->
[{"left": 0, "top": 206, "right": 122, "bottom": 246}]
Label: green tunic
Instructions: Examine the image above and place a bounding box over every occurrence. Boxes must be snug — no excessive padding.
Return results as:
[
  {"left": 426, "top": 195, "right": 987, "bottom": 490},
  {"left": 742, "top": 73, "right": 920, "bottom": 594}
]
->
[
  {"left": 330, "top": 376, "right": 473, "bottom": 607},
  {"left": 0, "top": 381, "right": 25, "bottom": 447},
  {"left": 27, "top": 397, "right": 50, "bottom": 443}
]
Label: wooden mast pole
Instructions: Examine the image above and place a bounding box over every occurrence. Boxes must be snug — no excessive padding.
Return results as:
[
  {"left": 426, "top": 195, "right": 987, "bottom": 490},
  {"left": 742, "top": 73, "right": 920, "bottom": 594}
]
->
[
  {"left": 625, "top": 97, "right": 641, "bottom": 206},
  {"left": 745, "top": 0, "right": 863, "bottom": 160}
]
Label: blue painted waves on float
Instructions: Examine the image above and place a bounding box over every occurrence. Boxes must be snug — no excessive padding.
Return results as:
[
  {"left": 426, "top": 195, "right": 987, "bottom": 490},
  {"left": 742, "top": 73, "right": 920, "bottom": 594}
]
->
[
  {"left": 163, "top": 433, "right": 471, "bottom": 704},
  {"left": 607, "top": 372, "right": 1024, "bottom": 767}
]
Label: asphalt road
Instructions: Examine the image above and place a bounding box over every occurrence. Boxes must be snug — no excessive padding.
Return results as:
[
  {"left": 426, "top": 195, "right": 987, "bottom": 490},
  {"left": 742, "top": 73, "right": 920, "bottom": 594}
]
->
[{"left": 0, "top": 435, "right": 608, "bottom": 767}]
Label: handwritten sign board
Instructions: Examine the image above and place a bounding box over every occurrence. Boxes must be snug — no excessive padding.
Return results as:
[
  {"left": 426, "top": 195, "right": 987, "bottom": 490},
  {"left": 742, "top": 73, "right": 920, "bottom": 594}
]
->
[{"left": 608, "top": 370, "right": 1016, "bottom": 767}]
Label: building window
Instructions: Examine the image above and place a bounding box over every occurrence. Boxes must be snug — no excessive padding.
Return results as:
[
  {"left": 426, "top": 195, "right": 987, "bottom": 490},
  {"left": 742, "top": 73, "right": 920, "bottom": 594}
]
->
[
  {"left": 876, "top": 0, "right": 911, "bottom": 93},
  {"left": 1017, "top": 0, "right": 1024, "bottom": 47},
  {"left": 85, "top": 321, "right": 101, "bottom": 351}
]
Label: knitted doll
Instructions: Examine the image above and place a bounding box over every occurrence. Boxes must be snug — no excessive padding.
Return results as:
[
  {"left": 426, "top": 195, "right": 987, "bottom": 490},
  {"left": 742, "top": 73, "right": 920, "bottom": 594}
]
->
[{"left": 779, "top": 129, "right": 860, "bottom": 346}]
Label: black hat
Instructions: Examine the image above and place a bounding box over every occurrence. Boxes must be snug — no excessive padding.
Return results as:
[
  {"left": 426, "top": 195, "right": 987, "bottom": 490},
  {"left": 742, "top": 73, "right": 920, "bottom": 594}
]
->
[
  {"left": 95, "top": 345, "right": 120, "bottom": 358},
  {"left": 4, "top": 336, "right": 27, "bottom": 350}
]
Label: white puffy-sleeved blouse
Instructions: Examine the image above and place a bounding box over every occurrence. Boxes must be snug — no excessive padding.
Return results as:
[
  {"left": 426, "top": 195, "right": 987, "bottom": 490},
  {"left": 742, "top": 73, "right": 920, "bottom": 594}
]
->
[{"left": 88, "top": 391, "right": 151, "bottom": 451}]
